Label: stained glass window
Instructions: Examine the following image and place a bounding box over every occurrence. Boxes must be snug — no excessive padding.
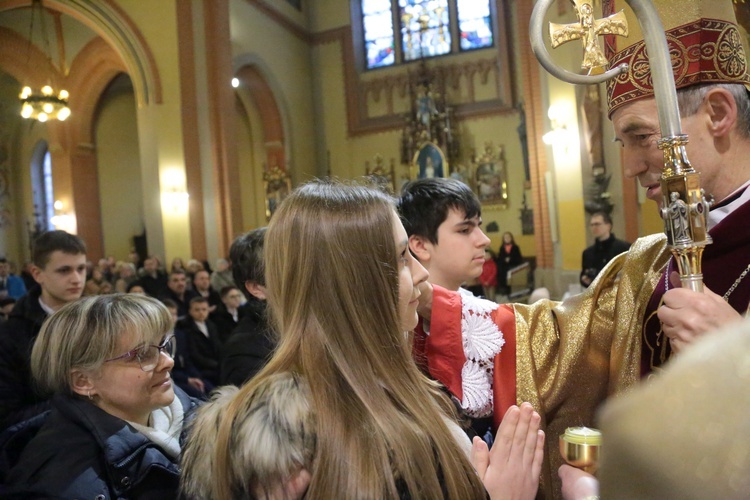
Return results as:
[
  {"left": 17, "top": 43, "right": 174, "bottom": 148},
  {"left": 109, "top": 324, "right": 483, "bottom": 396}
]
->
[
  {"left": 457, "top": 0, "right": 493, "bottom": 51},
  {"left": 399, "top": 0, "right": 450, "bottom": 62},
  {"left": 360, "top": 0, "right": 494, "bottom": 69},
  {"left": 363, "top": 0, "right": 395, "bottom": 69}
]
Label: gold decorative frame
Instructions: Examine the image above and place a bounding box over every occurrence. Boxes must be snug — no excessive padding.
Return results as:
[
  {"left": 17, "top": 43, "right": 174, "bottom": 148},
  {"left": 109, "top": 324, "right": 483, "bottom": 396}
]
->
[
  {"left": 263, "top": 164, "right": 292, "bottom": 221},
  {"left": 365, "top": 154, "right": 397, "bottom": 193},
  {"left": 472, "top": 143, "right": 508, "bottom": 209},
  {"left": 411, "top": 141, "right": 448, "bottom": 180}
]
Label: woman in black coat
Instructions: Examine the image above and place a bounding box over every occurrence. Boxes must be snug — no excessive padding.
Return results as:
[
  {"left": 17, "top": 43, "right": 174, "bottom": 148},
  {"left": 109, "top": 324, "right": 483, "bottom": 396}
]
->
[
  {"left": 496, "top": 232, "right": 523, "bottom": 296},
  {"left": 2, "top": 294, "right": 199, "bottom": 499}
]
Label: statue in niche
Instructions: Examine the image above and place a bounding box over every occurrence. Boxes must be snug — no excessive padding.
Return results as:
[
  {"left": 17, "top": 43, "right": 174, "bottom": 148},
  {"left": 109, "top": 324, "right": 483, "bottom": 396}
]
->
[{"left": 666, "top": 192, "right": 690, "bottom": 244}]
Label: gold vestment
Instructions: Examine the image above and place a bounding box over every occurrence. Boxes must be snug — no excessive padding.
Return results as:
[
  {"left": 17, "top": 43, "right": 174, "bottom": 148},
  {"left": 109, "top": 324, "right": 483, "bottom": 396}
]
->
[{"left": 513, "top": 233, "right": 669, "bottom": 497}]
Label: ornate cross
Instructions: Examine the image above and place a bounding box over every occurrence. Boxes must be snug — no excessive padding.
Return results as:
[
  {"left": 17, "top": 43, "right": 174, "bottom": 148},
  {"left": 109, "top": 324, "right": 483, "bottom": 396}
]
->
[{"left": 549, "top": 0, "right": 628, "bottom": 74}]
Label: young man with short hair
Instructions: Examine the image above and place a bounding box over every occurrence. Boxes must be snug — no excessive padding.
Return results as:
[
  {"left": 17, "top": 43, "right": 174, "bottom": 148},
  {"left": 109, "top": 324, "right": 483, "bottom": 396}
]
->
[
  {"left": 178, "top": 296, "right": 221, "bottom": 385},
  {"left": 219, "top": 227, "right": 274, "bottom": 386},
  {"left": 580, "top": 211, "right": 631, "bottom": 288},
  {"left": 398, "top": 178, "right": 491, "bottom": 292},
  {"left": 0, "top": 230, "right": 87, "bottom": 428},
  {"left": 211, "top": 285, "right": 244, "bottom": 344},
  {"left": 158, "top": 269, "right": 198, "bottom": 320},
  {"left": 398, "top": 178, "right": 514, "bottom": 443}
]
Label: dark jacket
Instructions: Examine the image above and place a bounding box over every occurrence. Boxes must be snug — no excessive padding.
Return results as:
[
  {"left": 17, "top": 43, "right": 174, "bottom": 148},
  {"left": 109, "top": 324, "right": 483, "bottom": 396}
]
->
[
  {"left": 496, "top": 243, "right": 524, "bottom": 290},
  {"left": 178, "top": 316, "right": 222, "bottom": 385},
  {"left": 219, "top": 299, "right": 276, "bottom": 386},
  {"left": 1, "top": 387, "right": 199, "bottom": 499},
  {"left": 580, "top": 233, "right": 631, "bottom": 287},
  {"left": 210, "top": 303, "right": 243, "bottom": 344},
  {"left": 0, "top": 286, "right": 50, "bottom": 430},
  {"left": 171, "top": 326, "right": 213, "bottom": 398},
  {"left": 139, "top": 271, "right": 168, "bottom": 299}
]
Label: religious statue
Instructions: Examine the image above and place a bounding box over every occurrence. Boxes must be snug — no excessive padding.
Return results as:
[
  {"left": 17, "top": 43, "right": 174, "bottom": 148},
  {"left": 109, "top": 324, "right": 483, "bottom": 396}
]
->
[{"left": 665, "top": 192, "right": 690, "bottom": 245}]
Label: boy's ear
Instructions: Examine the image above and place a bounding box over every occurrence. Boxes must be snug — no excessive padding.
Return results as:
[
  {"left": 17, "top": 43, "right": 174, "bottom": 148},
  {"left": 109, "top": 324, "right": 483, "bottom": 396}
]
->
[
  {"left": 408, "top": 235, "right": 432, "bottom": 264},
  {"left": 30, "top": 264, "right": 44, "bottom": 285},
  {"left": 70, "top": 369, "right": 96, "bottom": 398},
  {"left": 245, "top": 282, "right": 267, "bottom": 301}
]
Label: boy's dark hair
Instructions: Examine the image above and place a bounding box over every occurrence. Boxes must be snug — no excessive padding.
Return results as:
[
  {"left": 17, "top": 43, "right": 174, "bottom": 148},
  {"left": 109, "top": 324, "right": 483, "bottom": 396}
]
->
[
  {"left": 126, "top": 280, "right": 145, "bottom": 293},
  {"left": 189, "top": 296, "right": 209, "bottom": 306},
  {"left": 32, "top": 230, "right": 87, "bottom": 269},
  {"left": 229, "top": 227, "right": 267, "bottom": 300},
  {"left": 590, "top": 211, "right": 613, "bottom": 225},
  {"left": 397, "top": 178, "right": 481, "bottom": 244},
  {"left": 219, "top": 285, "right": 240, "bottom": 299},
  {"left": 160, "top": 298, "right": 178, "bottom": 310}
]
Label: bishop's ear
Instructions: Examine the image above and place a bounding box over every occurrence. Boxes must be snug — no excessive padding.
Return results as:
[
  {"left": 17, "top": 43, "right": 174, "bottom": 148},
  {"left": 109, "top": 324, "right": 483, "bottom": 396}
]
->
[{"left": 703, "top": 86, "right": 737, "bottom": 137}]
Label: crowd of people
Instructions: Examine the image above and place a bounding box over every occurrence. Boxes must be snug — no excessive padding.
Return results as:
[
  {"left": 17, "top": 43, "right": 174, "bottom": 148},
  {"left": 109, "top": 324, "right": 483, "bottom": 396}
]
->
[{"left": 0, "top": 1, "right": 748, "bottom": 497}]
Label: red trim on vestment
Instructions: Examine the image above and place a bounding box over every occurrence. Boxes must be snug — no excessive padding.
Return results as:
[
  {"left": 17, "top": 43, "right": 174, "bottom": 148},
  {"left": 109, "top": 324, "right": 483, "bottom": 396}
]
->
[
  {"left": 425, "top": 285, "right": 466, "bottom": 402},
  {"left": 492, "top": 304, "right": 517, "bottom": 431}
]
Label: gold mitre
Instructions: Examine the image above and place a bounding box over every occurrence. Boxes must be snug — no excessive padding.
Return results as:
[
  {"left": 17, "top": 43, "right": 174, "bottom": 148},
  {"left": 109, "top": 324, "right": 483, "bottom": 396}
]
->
[{"left": 603, "top": 0, "right": 750, "bottom": 117}]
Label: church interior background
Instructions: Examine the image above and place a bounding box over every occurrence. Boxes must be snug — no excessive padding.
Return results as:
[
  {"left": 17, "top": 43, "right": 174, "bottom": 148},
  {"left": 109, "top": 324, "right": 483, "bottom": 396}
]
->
[{"left": 0, "top": 0, "right": 747, "bottom": 298}]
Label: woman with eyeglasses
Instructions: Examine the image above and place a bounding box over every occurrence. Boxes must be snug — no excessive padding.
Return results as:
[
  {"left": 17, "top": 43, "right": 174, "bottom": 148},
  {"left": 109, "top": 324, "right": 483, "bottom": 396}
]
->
[{"left": 1, "top": 294, "right": 199, "bottom": 498}]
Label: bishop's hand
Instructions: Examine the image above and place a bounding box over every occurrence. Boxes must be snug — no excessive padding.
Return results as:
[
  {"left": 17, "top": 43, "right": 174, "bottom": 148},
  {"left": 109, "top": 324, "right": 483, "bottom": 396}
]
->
[{"left": 658, "top": 271, "right": 743, "bottom": 353}]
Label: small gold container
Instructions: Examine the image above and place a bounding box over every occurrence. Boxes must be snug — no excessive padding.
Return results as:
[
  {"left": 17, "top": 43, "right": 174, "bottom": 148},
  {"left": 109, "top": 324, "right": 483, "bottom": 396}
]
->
[{"left": 559, "top": 427, "right": 602, "bottom": 474}]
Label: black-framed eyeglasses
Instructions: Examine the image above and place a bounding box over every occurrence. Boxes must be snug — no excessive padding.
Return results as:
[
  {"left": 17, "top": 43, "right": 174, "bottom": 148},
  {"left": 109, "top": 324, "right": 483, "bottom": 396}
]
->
[{"left": 104, "top": 334, "right": 176, "bottom": 372}]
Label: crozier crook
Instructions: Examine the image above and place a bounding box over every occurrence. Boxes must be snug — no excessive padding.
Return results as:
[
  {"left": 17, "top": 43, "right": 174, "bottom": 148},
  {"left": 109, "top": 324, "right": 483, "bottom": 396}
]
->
[{"left": 530, "top": 0, "right": 712, "bottom": 292}]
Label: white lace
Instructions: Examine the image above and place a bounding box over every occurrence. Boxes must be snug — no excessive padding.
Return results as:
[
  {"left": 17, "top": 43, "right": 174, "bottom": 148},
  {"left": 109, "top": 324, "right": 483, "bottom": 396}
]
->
[{"left": 458, "top": 289, "right": 505, "bottom": 417}]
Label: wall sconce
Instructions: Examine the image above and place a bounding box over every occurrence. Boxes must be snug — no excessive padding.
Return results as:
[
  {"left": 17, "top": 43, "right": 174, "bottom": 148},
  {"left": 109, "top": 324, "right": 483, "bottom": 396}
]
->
[
  {"left": 542, "top": 104, "right": 576, "bottom": 153},
  {"left": 50, "top": 199, "right": 77, "bottom": 233},
  {"left": 161, "top": 188, "right": 189, "bottom": 213}
]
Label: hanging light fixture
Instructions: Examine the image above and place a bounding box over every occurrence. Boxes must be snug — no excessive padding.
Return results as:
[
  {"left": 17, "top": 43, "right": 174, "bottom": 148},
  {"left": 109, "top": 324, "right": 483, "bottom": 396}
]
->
[{"left": 19, "top": 0, "right": 70, "bottom": 122}]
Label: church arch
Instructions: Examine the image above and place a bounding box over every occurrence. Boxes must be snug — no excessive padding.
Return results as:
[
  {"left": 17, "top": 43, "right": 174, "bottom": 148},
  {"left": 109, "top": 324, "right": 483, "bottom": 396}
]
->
[{"left": 0, "top": 0, "right": 161, "bottom": 107}]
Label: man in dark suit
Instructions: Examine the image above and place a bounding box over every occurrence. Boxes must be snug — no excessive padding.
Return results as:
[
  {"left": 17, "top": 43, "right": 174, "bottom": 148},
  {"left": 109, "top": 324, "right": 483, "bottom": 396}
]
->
[
  {"left": 178, "top": 296, "right": 221, "bottom": 385},
  {"left": 159, "top": 269, "right": 198, "bottom": 319}
]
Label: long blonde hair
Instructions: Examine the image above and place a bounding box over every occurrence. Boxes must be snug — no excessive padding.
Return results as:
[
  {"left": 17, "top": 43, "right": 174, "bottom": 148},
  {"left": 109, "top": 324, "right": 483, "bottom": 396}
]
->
[{"left": 182, "top": 181, "right": 486, "bottom": 498}]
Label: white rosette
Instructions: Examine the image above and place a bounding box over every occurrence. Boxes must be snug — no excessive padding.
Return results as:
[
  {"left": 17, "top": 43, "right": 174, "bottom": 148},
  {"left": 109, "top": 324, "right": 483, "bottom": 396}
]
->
[{"left": 459, "top": 293, "right": 505, "bottom": 417}]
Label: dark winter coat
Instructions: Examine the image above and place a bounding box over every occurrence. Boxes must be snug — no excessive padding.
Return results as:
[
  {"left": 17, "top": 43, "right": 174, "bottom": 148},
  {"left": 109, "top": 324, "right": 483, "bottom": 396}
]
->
[
  {"left": 0, "top": 387, "right": 199, "bottom": 499},
  {"left": 219, "top": 299, "right": 275, "bottom": 386},
  {"left": 0, "top": 286, "right": 50, "bottom": 430}
]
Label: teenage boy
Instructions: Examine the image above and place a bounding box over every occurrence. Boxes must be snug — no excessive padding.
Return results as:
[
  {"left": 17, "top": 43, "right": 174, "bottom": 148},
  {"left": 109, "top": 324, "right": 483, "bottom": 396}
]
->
[
  {"left": 398, "top": 178, "right": 514, "bottom": 442},
  {"left": 0, "top": 230, "right": 87, "bottom": 429},
  {"left": 178, "top": 296, "right": 221, "bottom": 385},
  {"left": 398, "top": 178, "right": 491, "bottom": 292},
  {"left": 219, "top": 228, "right": 274, "bottom": 386}
]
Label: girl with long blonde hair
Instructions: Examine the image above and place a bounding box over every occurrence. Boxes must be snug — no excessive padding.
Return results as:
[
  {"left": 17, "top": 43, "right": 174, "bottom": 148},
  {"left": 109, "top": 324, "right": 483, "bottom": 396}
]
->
[{"left": 181, "top": 181, "right": 542, "bottom": 499}]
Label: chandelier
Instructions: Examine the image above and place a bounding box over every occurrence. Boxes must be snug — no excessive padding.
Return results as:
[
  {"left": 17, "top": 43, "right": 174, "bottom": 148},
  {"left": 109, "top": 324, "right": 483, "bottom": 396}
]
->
[{"left": 19, "top": 0, "right": 70, "bottom": 122}]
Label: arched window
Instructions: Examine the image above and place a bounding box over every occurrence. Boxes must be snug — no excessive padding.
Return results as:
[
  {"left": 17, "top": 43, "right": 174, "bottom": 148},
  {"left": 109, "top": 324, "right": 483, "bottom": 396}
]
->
[
  {"left": 29, "top": 141, "right": 54, "bottom": 232},
  {"left": 361, "top": 0, "right": 495, "bottom": 70}
]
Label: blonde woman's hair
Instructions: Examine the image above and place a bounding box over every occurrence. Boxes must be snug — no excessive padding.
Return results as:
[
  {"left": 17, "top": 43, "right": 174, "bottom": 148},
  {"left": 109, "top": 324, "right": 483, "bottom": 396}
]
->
[
  {"left": 31, "top": 294, "right": 172, "bottom": 396},
  {"left": 181, "top": 180, "right": 486, "bottom": 498}
]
